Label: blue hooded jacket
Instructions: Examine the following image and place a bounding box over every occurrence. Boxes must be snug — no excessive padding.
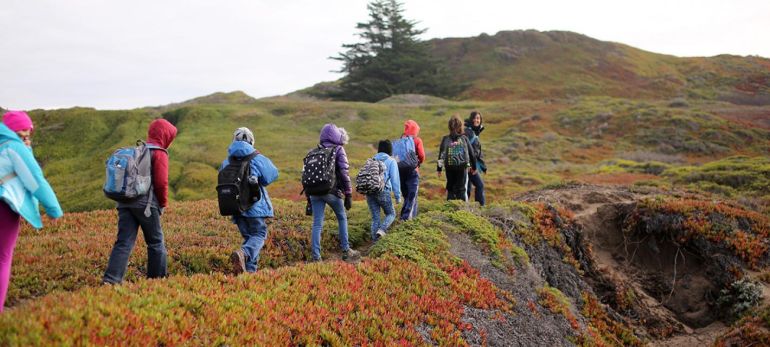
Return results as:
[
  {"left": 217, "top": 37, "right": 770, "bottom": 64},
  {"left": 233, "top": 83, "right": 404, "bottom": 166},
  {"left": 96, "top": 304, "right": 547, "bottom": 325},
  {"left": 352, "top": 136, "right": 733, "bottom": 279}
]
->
[
  {"left": 0, "top": 124, "right": 63, "bottom": 228},
  {"left": 373, "top": 152, "right": 401, "bottom": 202},
  {"left": 220, "top": 141, "right": 279, "bottom": 218}
]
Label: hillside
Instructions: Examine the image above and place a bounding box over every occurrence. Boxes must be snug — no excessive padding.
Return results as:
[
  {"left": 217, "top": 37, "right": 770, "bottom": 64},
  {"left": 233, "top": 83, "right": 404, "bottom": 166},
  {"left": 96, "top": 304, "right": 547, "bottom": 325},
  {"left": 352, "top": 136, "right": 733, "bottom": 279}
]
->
[
  {"left": 28, "top": 94, "right": 770, "bottom": 213},
  {"left": 298, "top": 30, "right": 770, "bottom": 104},
  {"left": 2, "top": 187, "right": 770, "bottom": 345}
]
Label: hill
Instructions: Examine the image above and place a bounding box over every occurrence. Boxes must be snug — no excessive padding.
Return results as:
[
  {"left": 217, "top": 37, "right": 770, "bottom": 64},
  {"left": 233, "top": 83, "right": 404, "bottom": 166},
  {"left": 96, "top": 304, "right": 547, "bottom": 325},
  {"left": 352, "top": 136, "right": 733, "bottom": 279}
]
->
[
  {"left": 28, "top": 96, "right": 770, "bottom": 213},
  {"left": 2, "top": 187, "right": 770, "bottom": 345},
  {"left": 298, "top": 30, "right": 770, "bottom": 104}
]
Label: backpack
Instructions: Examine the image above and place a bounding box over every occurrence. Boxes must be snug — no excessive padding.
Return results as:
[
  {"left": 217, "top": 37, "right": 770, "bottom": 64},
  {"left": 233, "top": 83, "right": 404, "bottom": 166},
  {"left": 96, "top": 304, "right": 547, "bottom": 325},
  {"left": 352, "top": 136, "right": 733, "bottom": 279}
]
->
[
  {"left": 355, "top": 157, "right": 386, "bottom": 195},
  {"left": 301, "top": 145, "right": 338, "bottom": 196},
  {"left": 216, "top": 152, "right": 261, "bottom": 216},
  {"left": 103, "top": 140, "right": 166, "bottom": 202},
  {"left": 444, "top": 137, "right": 470, "bottom": 168},
  {"left": 392, "top": 136, "right": 419, "bottom": 171}
]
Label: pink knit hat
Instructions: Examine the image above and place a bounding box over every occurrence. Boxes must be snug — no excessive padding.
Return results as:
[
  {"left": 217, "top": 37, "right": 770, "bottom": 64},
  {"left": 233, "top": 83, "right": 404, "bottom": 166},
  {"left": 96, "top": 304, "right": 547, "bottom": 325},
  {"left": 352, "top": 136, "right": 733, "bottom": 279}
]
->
[{"left": 2, "top": 111, "right": 34, "bottom": 132}]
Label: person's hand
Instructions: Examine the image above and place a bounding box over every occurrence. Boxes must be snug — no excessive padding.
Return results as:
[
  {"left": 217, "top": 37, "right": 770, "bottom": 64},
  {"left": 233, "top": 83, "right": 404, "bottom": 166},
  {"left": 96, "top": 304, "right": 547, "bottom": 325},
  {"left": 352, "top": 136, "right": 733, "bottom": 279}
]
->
[
  {"left": 344, "top": 194, "right": 352, "bottom": 210},
  {"left": 470, "top": 168, "right": 477, "bottom": 176}
]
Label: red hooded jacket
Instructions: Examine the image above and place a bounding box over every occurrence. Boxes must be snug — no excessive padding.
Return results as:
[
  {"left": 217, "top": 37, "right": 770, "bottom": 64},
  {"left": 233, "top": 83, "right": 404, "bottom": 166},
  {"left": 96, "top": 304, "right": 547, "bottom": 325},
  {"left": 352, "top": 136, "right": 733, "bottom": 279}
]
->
[{"left": 147, "top": 119, "right": 177, "bottom": 208}]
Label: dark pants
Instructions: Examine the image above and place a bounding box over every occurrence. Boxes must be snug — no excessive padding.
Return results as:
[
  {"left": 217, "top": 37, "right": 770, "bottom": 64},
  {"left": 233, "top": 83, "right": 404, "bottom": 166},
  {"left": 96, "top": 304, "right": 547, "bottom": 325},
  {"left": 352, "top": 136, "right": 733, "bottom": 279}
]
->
[
  {"left": 445, "top": 167, "right": 468, "bottom": 201},
  {"left": 399, "top": 168, "right": 419, "bottom": 220},
  {"left": 103, "top": 207, "right": 167, "bottom": 284},
  {"left": 467, "top": 171, "right": 485, "bottom": 206}
]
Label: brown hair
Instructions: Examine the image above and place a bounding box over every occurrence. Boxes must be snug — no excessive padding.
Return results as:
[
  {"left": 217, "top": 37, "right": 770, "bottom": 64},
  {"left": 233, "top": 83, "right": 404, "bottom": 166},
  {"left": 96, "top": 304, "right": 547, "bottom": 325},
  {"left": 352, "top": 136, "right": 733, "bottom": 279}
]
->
[{"left": 448, "top": 115, "right": 463, "bottom": 135}]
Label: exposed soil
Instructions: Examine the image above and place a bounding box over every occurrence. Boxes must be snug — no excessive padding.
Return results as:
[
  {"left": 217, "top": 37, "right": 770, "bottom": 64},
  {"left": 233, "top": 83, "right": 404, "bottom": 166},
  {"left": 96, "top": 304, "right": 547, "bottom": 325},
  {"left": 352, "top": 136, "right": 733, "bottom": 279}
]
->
[
  {"left": 447, "top": 232, "right": 577, "bottom": 346},
  {"left": 514, "top": 184, "right": 764, "bottom": 346}
]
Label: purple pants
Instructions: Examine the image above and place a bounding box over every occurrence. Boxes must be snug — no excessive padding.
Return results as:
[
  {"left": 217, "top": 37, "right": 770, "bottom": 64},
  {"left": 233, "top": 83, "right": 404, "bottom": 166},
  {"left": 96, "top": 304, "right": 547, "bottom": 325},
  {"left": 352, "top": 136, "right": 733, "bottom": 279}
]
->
[{"left": 0, "top": 202, "right": 20, "bottom": 313}]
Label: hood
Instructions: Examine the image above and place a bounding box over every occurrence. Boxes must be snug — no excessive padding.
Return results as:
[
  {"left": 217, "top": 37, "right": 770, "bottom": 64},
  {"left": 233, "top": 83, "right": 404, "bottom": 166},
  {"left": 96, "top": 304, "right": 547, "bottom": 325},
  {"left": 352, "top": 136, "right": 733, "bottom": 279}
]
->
[
  {"left": 374, "top": 152, "right": 391, "bottom": 161},
  {"left": 147, "top": 119, "right": 177, "bottom": 149},
  {"left": 0, "top": 123, "right": 23, "bottom": 145},
  {"left": 228, "top": 140, "right": 256, "bottom": 158},
  {"left": 404, "top": 120, "right": 420, "bottom": 136},
  {"left": 320, "top": 123, "right": 348, "bottom": 146}
]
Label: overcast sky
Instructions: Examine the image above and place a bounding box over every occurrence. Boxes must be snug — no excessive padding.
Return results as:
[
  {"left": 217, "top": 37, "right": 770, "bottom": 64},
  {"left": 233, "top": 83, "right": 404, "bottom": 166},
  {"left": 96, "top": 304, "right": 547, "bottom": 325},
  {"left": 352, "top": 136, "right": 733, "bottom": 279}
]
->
[{"left": 1, "top": 0, "right": 768, "bottom": 110}]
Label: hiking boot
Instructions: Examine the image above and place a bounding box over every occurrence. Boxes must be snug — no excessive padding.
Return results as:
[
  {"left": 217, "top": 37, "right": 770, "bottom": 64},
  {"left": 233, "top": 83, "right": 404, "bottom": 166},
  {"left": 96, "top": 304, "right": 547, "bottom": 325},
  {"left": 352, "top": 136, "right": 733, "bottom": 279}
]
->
[
  {"left": 375, "top": 230, "right": 386, "bottom": 240},
  {"left": 342, "top": 248, "right": 361, "bottom": 263},
  {"left": 230, "top": 249, "right": 246, "bottom": 275}
]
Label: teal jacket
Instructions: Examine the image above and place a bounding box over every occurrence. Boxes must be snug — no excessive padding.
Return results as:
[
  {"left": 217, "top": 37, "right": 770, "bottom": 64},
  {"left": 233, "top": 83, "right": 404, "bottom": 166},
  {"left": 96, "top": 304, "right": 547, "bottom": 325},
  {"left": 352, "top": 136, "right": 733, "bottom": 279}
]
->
[
  {"left": 220, "top": 140, "right": 279, "bottom": 218},
  {"left": 0, "top": 124, "right": 63, "bottom": 228}
]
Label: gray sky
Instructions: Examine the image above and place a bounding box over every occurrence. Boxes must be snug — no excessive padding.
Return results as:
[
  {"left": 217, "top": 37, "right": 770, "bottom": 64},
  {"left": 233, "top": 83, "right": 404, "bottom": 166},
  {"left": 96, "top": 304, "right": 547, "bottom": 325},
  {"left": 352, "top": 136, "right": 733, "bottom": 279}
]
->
[{"left": 1, "top": 0, "right": 768, "bottom": 110}]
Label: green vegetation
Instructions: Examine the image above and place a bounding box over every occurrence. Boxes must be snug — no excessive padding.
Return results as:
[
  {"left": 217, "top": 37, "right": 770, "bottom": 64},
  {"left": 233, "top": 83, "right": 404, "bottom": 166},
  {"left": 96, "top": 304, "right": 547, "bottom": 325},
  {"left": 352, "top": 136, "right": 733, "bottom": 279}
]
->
[{"left": 331, "top": 0, "right": 458, "bottom": 102}]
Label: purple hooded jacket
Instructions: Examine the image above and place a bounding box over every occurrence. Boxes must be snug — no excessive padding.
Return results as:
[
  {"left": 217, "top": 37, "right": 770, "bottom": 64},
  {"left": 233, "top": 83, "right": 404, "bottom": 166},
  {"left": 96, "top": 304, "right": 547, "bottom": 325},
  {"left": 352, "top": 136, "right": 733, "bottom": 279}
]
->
[{"left": 319, "top": 123, "right": 352, "bottom": 196}]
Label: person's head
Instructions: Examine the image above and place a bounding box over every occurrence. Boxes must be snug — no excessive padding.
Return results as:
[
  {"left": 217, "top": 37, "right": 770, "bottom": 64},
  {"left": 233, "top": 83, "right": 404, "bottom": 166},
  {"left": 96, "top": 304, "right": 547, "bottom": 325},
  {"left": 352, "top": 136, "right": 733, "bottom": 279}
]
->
[
  {"left": 147, "top": 118, "right": 178, "bottom": 149},
  {"left": 320, "top": 123, "right": 349, "bottom": 146},
  {"left": 448, "top": 115, "right": 463, "bottom": 135},
  {"left": 377, "top": 139, "right": 392, "bottom": 155},
  {"left": 469, "top": 111, "right": 482, "bottom": 127},
  {"left": 233, "top": 127, "right": 254, "bottom": 145},
  {"left": 3, "top": 111, "right": 34, "bottom": 147},
  {"left": 404, "top": 120, "right": 421, "bottom": 137}
]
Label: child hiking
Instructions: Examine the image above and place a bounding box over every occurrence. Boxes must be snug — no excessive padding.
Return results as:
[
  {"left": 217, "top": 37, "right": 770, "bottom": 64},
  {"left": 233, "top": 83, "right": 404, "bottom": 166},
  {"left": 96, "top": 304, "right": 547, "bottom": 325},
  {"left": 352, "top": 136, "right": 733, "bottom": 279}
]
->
[
  {"left": 464, "top": 111, "right": 487, "bottom": 206},
  {"left": 302, "top": 124, "right": 361, "bottom": 262},
  {"left": 394, "top": 120, "right": 424, "bottom": 220},
  {"left": 356, "top": 140, "right": 401, "bottom": 241},
  {"left": 437, "top": 116, "right": 477, "bottom": 201},
  {"left": 103, "top": 118, "right": 177, "bottom": 284},
  {"left": 219, "top": 127, "right": 279, "bottom": 274},
  {"left": 0, "top": 111, "right": 63, "bottom": 312}
]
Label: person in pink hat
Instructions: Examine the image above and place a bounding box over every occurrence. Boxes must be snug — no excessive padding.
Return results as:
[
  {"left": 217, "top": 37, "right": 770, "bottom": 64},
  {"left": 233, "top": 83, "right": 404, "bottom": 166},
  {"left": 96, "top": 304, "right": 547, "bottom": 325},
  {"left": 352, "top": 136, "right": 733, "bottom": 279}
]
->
[{"left": 0, "top": 111, "right": 63, "bottom": 312}]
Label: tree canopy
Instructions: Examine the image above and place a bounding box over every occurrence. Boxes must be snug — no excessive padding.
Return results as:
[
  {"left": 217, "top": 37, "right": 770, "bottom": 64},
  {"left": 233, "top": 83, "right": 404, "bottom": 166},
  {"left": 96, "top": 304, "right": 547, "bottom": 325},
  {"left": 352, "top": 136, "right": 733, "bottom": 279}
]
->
[{"left": 332, "top": 0, "right": 459, "bottom": 102}]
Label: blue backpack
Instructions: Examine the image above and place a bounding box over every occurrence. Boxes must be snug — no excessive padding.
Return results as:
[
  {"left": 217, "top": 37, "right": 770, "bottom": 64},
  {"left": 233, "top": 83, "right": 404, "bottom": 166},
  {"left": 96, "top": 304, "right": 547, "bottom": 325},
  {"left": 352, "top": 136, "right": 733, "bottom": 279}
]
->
[
  {"left": 103, "top": 140, "right": 166, "bottom": 202},
  {"left": 392, "top": 136, "right": 418, "bottom": 171}
]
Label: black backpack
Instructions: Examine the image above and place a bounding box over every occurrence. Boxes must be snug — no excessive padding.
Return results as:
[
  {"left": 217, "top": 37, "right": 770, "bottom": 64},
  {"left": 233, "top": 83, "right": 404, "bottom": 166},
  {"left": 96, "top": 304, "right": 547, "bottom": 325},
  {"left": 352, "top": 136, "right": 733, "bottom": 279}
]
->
[
  {"left": 216, "top": 152, "right": 261, "bottom": 216},
  {"left": 301, "top": 145, "right": 338, "bottom": 196}
]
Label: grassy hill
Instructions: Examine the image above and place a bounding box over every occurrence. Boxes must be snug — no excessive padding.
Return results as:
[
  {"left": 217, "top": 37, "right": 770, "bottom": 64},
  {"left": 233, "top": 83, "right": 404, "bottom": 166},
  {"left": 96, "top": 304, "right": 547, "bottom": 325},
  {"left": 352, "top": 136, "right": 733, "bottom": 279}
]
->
[
  {"left": 299, "top": 30, "right": 770, "bottom": 104},
  {"left": 28, "top": 94, "right": 769, "bottom": 214}
]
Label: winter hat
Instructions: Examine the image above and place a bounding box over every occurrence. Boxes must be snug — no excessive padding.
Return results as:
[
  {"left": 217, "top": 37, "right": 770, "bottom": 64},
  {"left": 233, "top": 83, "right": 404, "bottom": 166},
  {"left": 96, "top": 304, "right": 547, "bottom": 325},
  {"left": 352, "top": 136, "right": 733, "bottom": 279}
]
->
[
  {"left": 233, "top": 127, "right": 254, "bottom": 145},
  {"left": 377, "top": 139, "right": 392, "bottom": 155},
  {"left": 3, "top": 111, "right": 34, "bottom": 132}
]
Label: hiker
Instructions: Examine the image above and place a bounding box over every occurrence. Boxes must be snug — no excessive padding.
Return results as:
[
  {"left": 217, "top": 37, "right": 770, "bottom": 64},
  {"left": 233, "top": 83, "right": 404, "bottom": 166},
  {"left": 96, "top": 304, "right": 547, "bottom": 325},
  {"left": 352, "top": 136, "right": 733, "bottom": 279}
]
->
[
  {"left": 358, "top": 140, "right": 401, "bottom": 241},
  {"left": 465, "top": 111, "right": 487, "bottom": 206},
  {"left": 0, "top": 111, "right": 63, "bottom": 312},
  {"left": 103, "top": 118, "right": 177, "bottom": 284},
  {"left": 437, "top": 115, "right": 477, "bottom": 201},
  {"left": 220, "top": 127, "right": 279, "bottom": 274},
  {"left": 302, "top": 124, "right": 360, "bottom": 262},
  {"left": 394, "top": 120, "right": 425, "bottom": 220}
]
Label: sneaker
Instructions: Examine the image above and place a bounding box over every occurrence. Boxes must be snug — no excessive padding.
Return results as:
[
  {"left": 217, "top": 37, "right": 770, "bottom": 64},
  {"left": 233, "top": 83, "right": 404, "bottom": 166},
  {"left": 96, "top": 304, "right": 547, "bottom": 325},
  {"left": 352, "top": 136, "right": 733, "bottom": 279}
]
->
[
  {"left": 342, "top": 248, "right": 361, "bottom": 263},
  {"left": 230, "top": 249, "right": 246, "bottom": 275},
  {"left": 375, "top": 230, "right": 386, "bottom": 240}
]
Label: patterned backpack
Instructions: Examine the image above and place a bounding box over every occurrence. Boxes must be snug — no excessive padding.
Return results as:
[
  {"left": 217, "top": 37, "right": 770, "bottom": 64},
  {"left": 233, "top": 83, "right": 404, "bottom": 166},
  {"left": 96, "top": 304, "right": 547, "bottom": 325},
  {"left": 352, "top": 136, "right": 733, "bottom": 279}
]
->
[
  {"left": 355, "top": 157, "right": 386, "bottom": 195},
  {"left": 301, "top": 145, "right": 338, "bottom": 196},
  {"left": 444, "top": 138, "right": 469, "bottom": 169}
]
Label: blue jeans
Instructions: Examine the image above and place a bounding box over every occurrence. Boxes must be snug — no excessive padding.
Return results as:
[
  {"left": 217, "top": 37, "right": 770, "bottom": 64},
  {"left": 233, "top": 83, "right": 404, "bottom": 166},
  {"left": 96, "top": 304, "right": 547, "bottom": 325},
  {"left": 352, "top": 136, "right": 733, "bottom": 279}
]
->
[
  {"left": 399, "top": 168, "right": 419, "bottom": 220},
  {"left": 310, "top": 194, "right": 350, "bottom": 261},
  {"left": 366, "top": 191, "right": 396, "bottom": 239},
  {"left": 467, "top": 171, "right": 486, "bottom": 206},
  {"left": 234, "top": 216, "right": 268, "bottom": 272},
  {"left": 103, "top": 207, "right": 167, "bottom": 284}
]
